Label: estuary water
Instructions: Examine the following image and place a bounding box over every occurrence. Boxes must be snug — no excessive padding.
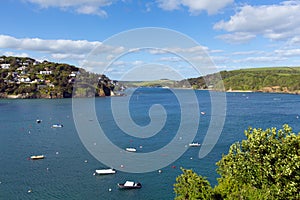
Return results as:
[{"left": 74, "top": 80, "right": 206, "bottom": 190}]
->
[{"left": 0, "top": 88, "right": 300, "bottom": 200}]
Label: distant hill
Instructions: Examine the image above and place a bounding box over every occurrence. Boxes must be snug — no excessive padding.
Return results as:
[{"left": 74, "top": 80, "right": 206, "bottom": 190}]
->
[
  {"left": 0, "top": 55, "right": 116, "bottom": 98},
  {"left": 188, "top": 67, "right": 300, "bottom": 94},
  {"left": 120, "top": 79, "right": 184, "bottom": 88}
]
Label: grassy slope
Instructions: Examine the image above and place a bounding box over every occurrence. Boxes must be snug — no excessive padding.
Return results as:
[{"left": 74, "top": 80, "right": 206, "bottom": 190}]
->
[
  {"left": 192, "top": 66, "right": 300, "bottom": 93},
  {"left": 122, "top": 67, "right": 300, "bottom": 94}
]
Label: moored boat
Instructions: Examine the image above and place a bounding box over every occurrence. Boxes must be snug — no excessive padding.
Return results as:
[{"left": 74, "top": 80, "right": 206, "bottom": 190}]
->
[
  {"left": 189, "top": 142, "right": 201, "bottom": 147},
  {"left": 118, "top": 181, "right": 142, "bottom": 189},
  {"left": 94, "top": 168, "right": 116, "bottom": 175},
  {"left": 125, "top": 147, "right": 137, "bottom": 152},
  {"left": 30, "top": 155, "right": 45, "bottom": 160},
  {"left": 52, "top": 124, "right": 63, "bottom": 128}
]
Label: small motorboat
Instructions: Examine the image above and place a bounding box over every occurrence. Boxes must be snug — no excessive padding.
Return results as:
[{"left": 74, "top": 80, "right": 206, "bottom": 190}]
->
[
  {"left": 52, "top": 124, "right": 63, "bottom": 128},
  {"left": 125, "top": 147, "right": 137, "bottom": 152},
  {"left": 30, "top": 155, "right": 45, "bottom": 160},
  {"left": 189, "top": 142, "right": 201, "bottom": 147},
  {"left": 94, "top": 168, "right": 116, "bottom": 175},
  {"left": 36, "top": 119, "right": 42, "bottom": 123},
  {"left": 118, "top": 181, "right": 142, "bottom": 189}
]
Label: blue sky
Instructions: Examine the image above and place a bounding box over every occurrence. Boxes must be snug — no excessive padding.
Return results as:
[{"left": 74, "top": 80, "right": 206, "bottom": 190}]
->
[{"left": 1, "top": 0, "right": 300, "bottom": 80}]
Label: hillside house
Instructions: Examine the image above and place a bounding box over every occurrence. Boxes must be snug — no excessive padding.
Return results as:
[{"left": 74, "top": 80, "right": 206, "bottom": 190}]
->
[
  {"left": 0, "top": 63, "right": 10, "bottom": 69},
  {"left": 20, "top": 77, "right": 31, "bottom": 83},
  {"left": 39, "top": 70, "right": 52, "bottom": 75}
]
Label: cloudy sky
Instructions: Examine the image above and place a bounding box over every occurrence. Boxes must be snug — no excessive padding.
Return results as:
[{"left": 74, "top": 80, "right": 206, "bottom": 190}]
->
[{"left": 1, "top": 0, "right": 300, "bottom": 80}]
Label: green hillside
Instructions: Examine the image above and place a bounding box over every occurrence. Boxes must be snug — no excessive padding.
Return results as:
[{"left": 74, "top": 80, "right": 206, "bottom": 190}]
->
[
  {"left": 120, "top": 79, "right": 182, "bottom": 88},
  {"left": 188, "top": 67, "right": 300, "bottom": 94},
  {"left": 0, "top": 55, "right": 116, "bottom": 98}
]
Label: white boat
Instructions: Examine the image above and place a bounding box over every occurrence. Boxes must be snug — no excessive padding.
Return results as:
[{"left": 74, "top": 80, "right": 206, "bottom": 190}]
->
[
  {"left": 189, "top": 142, "right": 201, "bottom": 147},
  {"left": 30, "top": 155, "right": 45, "bottom": 160},
  {"left": 52, "top": 124, "right": 63, "bottom": 128},
  {"left": 36, "top": 119, "right": 42, "bottom": 123},
  {"left": 125, "top": 147, "right": 137, "bottom": 152},
  {"left": 118, "top": 181, "right": 142, "bottom": 189},
  {"left": 94, "top": 168, "right": 116, "bottom": 175}
]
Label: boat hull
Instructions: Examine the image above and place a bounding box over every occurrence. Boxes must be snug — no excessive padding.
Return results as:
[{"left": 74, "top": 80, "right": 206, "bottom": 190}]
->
[
  {"left": 118, "top": 183, "right": 142, "bottom": 189},
  {"left": 94, "top": 169, "right": 116, "bottom": 175},
  {"left": 189, "top": 143, "right": 201, "bottom": 147},
  {"left": 30, "top": 155, "right": 45, "bottom": 160},
  {"left": 125, "top": 148, "right": 136, "bottom": 152}
]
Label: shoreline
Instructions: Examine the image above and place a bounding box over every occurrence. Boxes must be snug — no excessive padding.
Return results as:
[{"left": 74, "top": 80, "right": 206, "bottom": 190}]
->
[{"left": 1, "top": 88, "right": 299, "bottom": 99}]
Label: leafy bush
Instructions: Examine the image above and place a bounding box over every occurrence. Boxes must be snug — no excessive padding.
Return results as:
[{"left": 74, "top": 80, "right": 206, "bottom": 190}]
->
[{"left": 174, "top": 125, "right": 300, "bottom": 199}]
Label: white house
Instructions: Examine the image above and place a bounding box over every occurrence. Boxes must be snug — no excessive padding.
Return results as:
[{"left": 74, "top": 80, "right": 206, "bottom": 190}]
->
[
  {"left": 20, "top": 77, "right": 31, "bottom": 83},
  {"left": 39, "top": 71, "right": 52, "bottom": 75},
  {"left": 69, "top": 73, "right": 76, "bottom": 77},
  {"left": 17, "top": 66, "right": 27, "bottom": 71},
  {"left": 0, "top": 63, "right": 10, "bottom": 69}
]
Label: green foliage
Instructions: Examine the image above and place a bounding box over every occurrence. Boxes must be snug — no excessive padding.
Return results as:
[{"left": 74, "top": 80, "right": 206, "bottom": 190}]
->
[
  {"left": 216, "top": 124, "right": 300, "bottom": 199},
  {"left": 174, "top": 125, "right": 300, "bottom": 200},
  {"left": 187, "top": 67, "right": 300, "bottom": 92},
  {"left": 174, "top": 168, "right": 213, "bottom": 200}
]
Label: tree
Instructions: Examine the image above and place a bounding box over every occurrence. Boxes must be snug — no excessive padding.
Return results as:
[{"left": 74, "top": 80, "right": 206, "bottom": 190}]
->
[
  {"left": 174, "top": 168, "right": 213, "bottom": 200},
  {"left": 216, "top": 124, "right": 300, "bottom": 199},
  {"left": 174, "top": 125, "right": 300, "bottom": 199}
]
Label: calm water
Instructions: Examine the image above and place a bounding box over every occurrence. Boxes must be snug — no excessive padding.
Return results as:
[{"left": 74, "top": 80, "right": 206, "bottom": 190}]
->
[{"left": 0, "top": 89, "right": 300, "bottom": 200}]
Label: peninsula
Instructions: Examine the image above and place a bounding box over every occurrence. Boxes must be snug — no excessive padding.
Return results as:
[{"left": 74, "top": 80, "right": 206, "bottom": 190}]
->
[{"left": 0, "top": 56, "right": 117, "bottom": 98}]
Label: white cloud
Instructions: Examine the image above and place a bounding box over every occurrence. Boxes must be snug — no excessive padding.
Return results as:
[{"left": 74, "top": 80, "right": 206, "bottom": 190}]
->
[
  {"left": 25, "top": 0, "right": 114, "bottom": 16},
  {"left": 0, "top": 34, "right": 127, "bottom": 68},
  {"left": 3, "top": 51, "right": 30, "bottom": 58},
  {"left": 0, "top": 35, "right": 101, "bottom": 54},
  {"left": 288, "top": 36, "right": 300, "bottom": 45},
  {"left": 275, "top": 49, "right": 300, "bottom": 57},
  {"left": 157, "top": 0, "right": 233, "bottom": 14},
  {"left": 159, "top": 56, "right": 182, "bottom": 62},
  {"left": 132, "top": 60, "right": 144, "bottom": 65},
  {"left": 234, "top": 56, "right": 287, "bottom": 63},
  {"left": 214, "top": 1, "right": 300, "bottom": 42},
  {"left": 216, "top": 32, "right": 256, "bottom": 44},
  {"left": 148, "top": 46, "right": 209, "bottom": 55},
  {"left": 156, "top": 0, "right": 181, "bottom": 11},
  {"left": 51, "top": 53, "right": 86, "bottom": 60},
  {"left": 232, "top": 50, "right": 265, "bottom": 56}
]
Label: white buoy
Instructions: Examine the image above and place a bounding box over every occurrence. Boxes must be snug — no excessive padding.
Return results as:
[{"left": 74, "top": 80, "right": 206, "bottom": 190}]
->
[
  {"left": 108, "top": 188, "right": 112, "bottom": 192},
  {"left": 84, "top": 160, "right": 88, "bottom": 163},
  {"left": 28, "top": 189, "right": 32, "bottom": 193},
  {"left": 158, "top": 169, "right": 162, "bottom": 173}
]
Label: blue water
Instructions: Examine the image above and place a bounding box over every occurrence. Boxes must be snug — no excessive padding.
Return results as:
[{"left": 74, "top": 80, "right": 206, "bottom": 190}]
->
[{"left": 0, "top": 89, "right": 300, "bottom": 199}]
